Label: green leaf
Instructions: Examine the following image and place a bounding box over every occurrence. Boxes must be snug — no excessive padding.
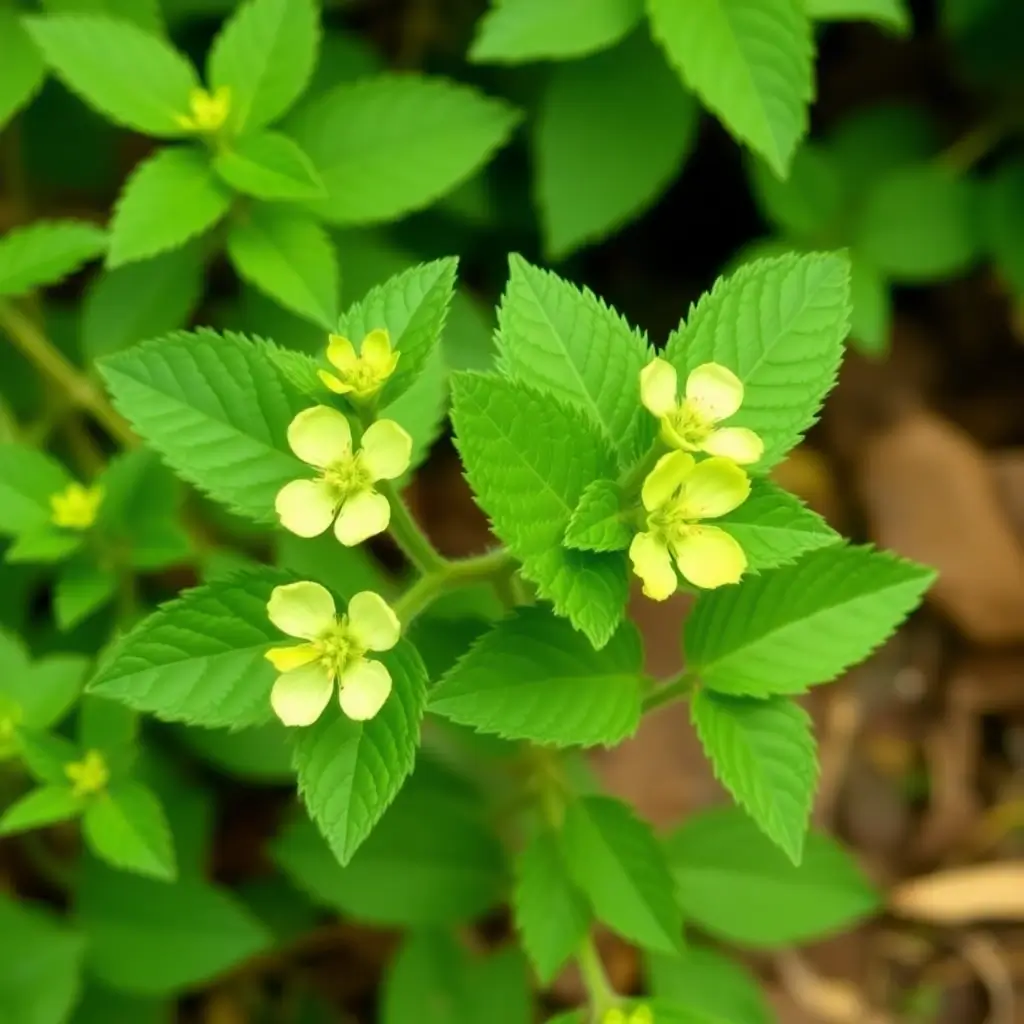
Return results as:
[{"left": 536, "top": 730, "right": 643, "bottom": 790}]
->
[
  {"left": 0, "top": 445, "right": 71, "bottom": 535},
  {"left": 451, "top": 372, "right": 627, "bottom": 648},
  {"left": 430, "top": 608, "right": 643, "bottom": 748},
  {"left": 98, "top": 329, "right": 307, "bottom": 521},
  {"left": 213, "top": 130, "right": 326, "bottom": 200},
  {"left": 562, "top": 795, "right": 683, "bottom": 954},
  {"left": 84, "top": 782, "right": 176, "bottom": 881},
  {"left": 854, "top": 164, "right": 981, "bottom": 281},
  {"left": 293, "top": 640, "right": 427, "bottom": 865},
  {"left": 564, "top": 479, "right": 633, "bottom": 553},
  {"left": 291, "top": 75, "right": 520, "bottom": 225},
  {"left": 207, "top": 0, "right": 318, "bottom": 135},
  {"left": 691, "top": 689, "right": 817, "bottom": 863},
  {"left": 804, "top": 0, "right": 911, "bottom": 34},
  {"left": 982, "top": 159, "right": 1024, "bottom": 300},
  {"left": 496, "top": 256, "right": 651, "bottom": 464},
  {"left": 469, "top": 0, "right": 643, "bottom": 62},
  {"left": 176, "top": 721, "right": 293, "bottom": 783},
  {"left": 0, "top": 784, "right": 82, "bottom": 835},
  {"left": 647, "top": 945, "right": 773, "bottom": 1024},
  {"left": 16, "top": 730, "right": 79, "bottom": 786},
  {"left": 686, "top": 544, "right": 934, "bottom": 696},
  {"left": 78, "top": 859, "right": 271, "bottom": 994},
  {"left": 714, "top": 477, "right": 839, "bottom": 571},
  {"left": 848, "top": 251, "right": 890, "bottom": 356},
  {"left": 0, "top": 640, "right": 85, "bottom": 734},
  {"left": 340, "top": 257, "right": 458, "bottom": 406},
  {"left": 81, "top": 242, "right": 205, "bottom": 362},
  {"left": 78, "top": 694, "right": 138, "bottom": 754},
  {"left": 227, "top": 204, "right": 338, "bottom": 328},
  {"left": 748, "top": 143, "right": 845, "bottom": 241},
  {"left": 0, "top": 219, "right": 106, "bottom": 297},
  {"left": 272, "top": 761, "right": 505, "bottom": 926},
  {"left": 665, "top": 805, "right": 879, "bottom": 946},
  {"left": 23, "top": 14, "right": 198, "bottom": 137},
  {"left": 384, "top": 346, "right": 448, "bottom": 476},
  {"left": 513, "top": 831, "right": 590, "bottom": 983},
  {"left": 0, "top": 894, "right": 84, "bottom": 1024},
  {"left": 648, "top": 0, "right": 813, "bottom": 176},
  {"left": 536, "top": 30, "right": 698, "bottom": 258},
  {"left": 40, "top": 0, "right": 164, "bottom": 34},
  {"left": 0, "top": 12, "right": 46, "bottom": 133},
  {"left": 89, "top": 568, "right": 289, "bottom": 729},
  {"left": 54, "top": 559, "right": 117, "bottom": 630},
  {"left": 108, "top": 147, "right": 231, "bottom": 268},
  {"left": 5, "top": 526, "right": 82, "bottom": 564},
  {"left": 70, "top": 982, "right": 169, "bottom": 1024},
  {"left": 664, "top": 251, "right": 851, "bottom": 471}
]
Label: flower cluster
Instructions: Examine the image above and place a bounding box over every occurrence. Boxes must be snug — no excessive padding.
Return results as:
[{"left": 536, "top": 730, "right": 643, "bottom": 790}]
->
[
  {"left": 50, "top": 482, "right": 103, "bottom": 531},
  {"left": 268, "top": 330, "right": 406, "bottom": 729},
  {"left": 175, "top": 86, "right": 231, "bottom": 134}
]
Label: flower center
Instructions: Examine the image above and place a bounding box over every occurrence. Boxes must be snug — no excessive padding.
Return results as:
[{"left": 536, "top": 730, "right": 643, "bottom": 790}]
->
[
  {"left": 313, "top": 619, "right": 364, "bottom": 680},
  {"left": 65, "top": 749, "right": 109, "bottom": 797},
  {"left": 321, "top": 454, "right": 372, "bottom": 503},
  {"left": 348, "top": 362, "right": 384, "bottom": 395},
  {"left": 648, "top": 497, "right": 698, "bottom": 545},
  {"left": 664, "top": 401, "right": 714, "bottom": 450}
]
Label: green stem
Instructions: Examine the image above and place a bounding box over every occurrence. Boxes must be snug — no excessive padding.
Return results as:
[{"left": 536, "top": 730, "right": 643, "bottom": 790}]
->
[
  {"left": 940, "top": 120, "right": 1005, "bottom": 173},
  {"left": 0, "top": 300, "right": 136, "bottom": 448},
  {"left": 642, "top": 670, "right": 696, "bottom": 713},
  {"left": 393, "top": 547, "right": 515, "bottom": 626},
  {"left": 577, "top": 935, "right": 620, "bottom": 1020},
  {"left": 377, "top": 478, "right": 447, "bottom": 576}
]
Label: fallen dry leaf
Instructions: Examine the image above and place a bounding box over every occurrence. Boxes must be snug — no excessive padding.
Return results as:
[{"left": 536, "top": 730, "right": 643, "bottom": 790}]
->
[{"left": 890, "top": 863, "right": 1024, "bottom": 924}]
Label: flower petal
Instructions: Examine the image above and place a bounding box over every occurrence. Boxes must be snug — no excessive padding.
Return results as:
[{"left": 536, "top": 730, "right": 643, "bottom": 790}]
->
[
  {"left": 275, "top": 478, "right": 336, "bottom": 538},
  {"left": 265, "top": 643, "right": 320, "bottom": 671},
  {"left": 338, "top": 658, "right": 392, "bottom": 721},
  {"left": 685, "top": 363, "right": 744, "bottom": 422},
  {"left": 360, "top": 419, "right": 412, "bottom": 481},
  {"left": 334, "top": 489, "right": 390, "bottom": 546},
  {"left": 347, "top": 591, "right": 400, "bottom": 651},
  {"left": 639, "top": 358, "right": 678, "bottom": 418},
  {"left": 701, "top": 426, "right": 764, "bottom": 464},
  {"left": 672, "top": 526, "right": 746, "bottom": 589},
  {"left": 677, "top": 457, "right": 750, "bottom": 520},
  {"left": 360, "top": 328, "right": 394, "bottom": 371},
  {"left": 267, "top": 581, "right": 336, "bottom": 639},
  {"left": 271, "top": 662, "right": 334, "bottom": 727},
  {"left": 326, "top": 334, "right": 358, "bottom": 374},
  {"left": 287, "top": 406, "right": 352, "bottom": 467},
  {"left": 628, "top": 532, "right": 677, "bottom": 602},
  {"left": 641, "top": 451, "right": 696, "bottom": 511},
  {"left": 318, "top": 370, "right": 354, "bottom": 395}
]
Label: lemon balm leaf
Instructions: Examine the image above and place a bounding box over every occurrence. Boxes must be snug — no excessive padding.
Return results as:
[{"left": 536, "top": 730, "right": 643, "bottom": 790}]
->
[
  {"left": 83, "top": 782, "right": 177, "bottom": 882},
  {"left": 804, "top": 0, "right": 911, "bottom": 35},
  {"left": 213, "top": 131, "right": 326, "bottom": 201},
  {"left": 0, "top": 220, "right": 106, "bottom": 297},
  {"left": 0, "top": 12, "right": 46, "bottom": 133}
]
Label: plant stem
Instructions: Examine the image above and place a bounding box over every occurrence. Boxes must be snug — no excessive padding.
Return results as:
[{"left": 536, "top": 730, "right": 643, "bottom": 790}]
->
[
  {"left": 642, "top": 670, "right": 696, "bottom": 713},
  {"left": 0, "top": 300, "right": 136, "bottom": 448},
  {"left": 393, "top": 547, "right": 515, "bottom": 626},
  {"left": 577, "top": 935, "right": 619, "bottom": 1020},
  {"left": 940, "top": 120, "right": 1005, "bottom": 173},
  {"left": 376, "top": 478, "right": 447, "bottom": 576}
]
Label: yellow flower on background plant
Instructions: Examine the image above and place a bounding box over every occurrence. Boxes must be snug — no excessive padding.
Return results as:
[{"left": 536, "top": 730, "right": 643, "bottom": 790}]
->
[
  {"left": 603, "top": 1005, "right": 653, "bottom": 1024},
  {"left": 264, "top": 581, "right": 400, "bottom": 726},
  {"left": 175, "top": 86, "right": 231, "bottom": 133},
  {"left": 630, "top": 452, "right": 750, "bottom": 600},
  {"left": 275, "top": 405, "right": 411, "bottom": 546},
  {"left": 319, "top": 328, "right": 400, "bottom": 401},
  {"left": 50, "top": 482, "right": 103, "bottom": 530},
  {"left": 640, "top": 357, "right": 763, "bottom": 465},
  {"left": 65, "top": 749, "right": 109, "bottom": 797}
]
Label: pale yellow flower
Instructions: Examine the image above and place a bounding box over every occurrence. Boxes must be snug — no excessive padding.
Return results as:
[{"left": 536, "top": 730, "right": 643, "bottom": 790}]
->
[
  {"left": 603, "top": 1006, "right": 653, "bottom": 1024},
  {"left": 275, "top": 406, "right": 411, "bottom": 546},
  {"left": 630, "top": 452, "right": 750, "bottom": 600},
  {"left": 65, "top": 749, "right": 109, "bottom": 797},
  {"left": 50, "top": 482, "right": 103, "bottom": 530},
  {"left": 175, "top": 86, "right": 231, "bottom": 133},
  {"left": 319, "top": 328, "right": 400, "bottom": 401},
  {"left": 640, "top": 357, "right": 763, "bottom": 464},
  {"left": 265, "top": 581, "right": 400, "bottom": 726}
]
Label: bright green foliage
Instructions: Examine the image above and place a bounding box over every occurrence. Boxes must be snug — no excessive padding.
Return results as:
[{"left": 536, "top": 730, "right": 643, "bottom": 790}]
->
[
  {"left": 848, "top": 253, "right": 891, "bottom": 355},
  {"left": 384, "top": 347, "right": 449, "bottom": 477},
  {"left": 227, "top": 204, "right": 339, "bottom": 327},
  {"left": 496, "top": 256, "right": 651, "bottom": 466},
  {"left": 982, "top": 160, "right": 1024, "bottom": 299},
  {"left": 108, "top": 148, "right": 232, "bottom": 268},
  {"left": 469, "top": 0, "right": 643, "bottom": 62},
  {"left": 451, "top": 372, "right": 628, "bottom": 647},
  {"left": 83, "top": 782, "right": 176, "bottom": 882},
  {"left": 749, "top": 144, "right": 845, "bottom": 242},
  {"left": 0, "top": 444, "right": 71, "bottom": 535},
  {"left": 664, "top": 251, "right": 851, "bottom": 470},
  {"left": 648, "top": 0, "right": 813, "bottom": 176},
  {"left": 39, "top": 0, "right": 163, "bottom": 34},
  {"left": 647, "top": 945, "right": 773, "bottom": 1024},
  {"left": 0, "top": 12, "right": 46, "bottom": 132},
  {"left": 23, "top": 14, "right": 198, "bottom": 137},
  {"left": 89, "top": 568, "right": 290, "bottom": 728},
  {"left": 714, "top": 478, "right": 839, "bottom": 571},
  {"left": 805, "top": 0, "right": 911, "bottom": 33},
  {"left": 0, "top": 219, "right": 106, "bottom": 297},
  {"left": 690, "top": 689, "right": 817, "bottom": 863},
  {"left": 666, "top": 806, "right": 879, "bottom": 946},
  {"left": 685, "top": 544, "right": 936, "bottom": 695},
  {"left": 77, "top": 860, "right": 271, "bottom": 994},
  {"left": 290, "top": 76, "right": 520, "bottom": 224},
  {"left": 213, "top": 131, "right": 325, "bottom": 200},
  {"left": 292, "top": 640, "right": 427, "bottom": 866},
  {"left": 563, "top": 795, "right": 683, "bottom": 954},
  {"left": 536, "top": 31, "right": 699, "bottom": 258},
  {"left": 272, "top": 761, "right": 505, "bottom": 926},
  {"left": 0, "top": 896, "right": 84, "bottom": 1024},
  {"left": 513, "top": 831, "right": 591, "bottom": 983},
  {"left": 81, "top": 243, "right": 205, "bottom": 361},
  {"left": 430, "top": 608, "right": 644, "bottom": 747},
  {"left": 55, "top": 558, "right": 117, "bottom": 629},
  {"left": 207, "top": 0, "right": 319, "bottom": 136},
  {"left": 0, "top": 785, "right": 82, "bottom": 835},
  {"left": 99, "top": 330, "right": 307, "bottom": 521},
  {"left": 564, "top": 479, "right": 634, "bottom": 552}
]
